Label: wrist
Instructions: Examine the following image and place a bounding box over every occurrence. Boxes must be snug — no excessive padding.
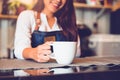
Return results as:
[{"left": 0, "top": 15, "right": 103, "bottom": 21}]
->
[{"left": 23, "top": 48, "right": 37, "bottom": 59}]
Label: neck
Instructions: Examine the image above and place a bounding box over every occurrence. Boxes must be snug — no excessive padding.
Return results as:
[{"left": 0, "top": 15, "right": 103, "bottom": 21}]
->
[
  {"left": 42, "top": 10, "right": 54, "bottom": 19},
  {"left": 42, "top": 9, "right": 56, "bottom": 29}
]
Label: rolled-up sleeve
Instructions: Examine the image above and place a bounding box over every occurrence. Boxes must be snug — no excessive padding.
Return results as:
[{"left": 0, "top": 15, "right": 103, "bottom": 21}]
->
[{"left": 14, "top": 10, "right": 34, "bottom": 59}]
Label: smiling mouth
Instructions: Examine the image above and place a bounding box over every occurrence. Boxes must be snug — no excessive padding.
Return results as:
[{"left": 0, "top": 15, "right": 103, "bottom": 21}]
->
[{"left": 52, "top": 2, "right": 62, "bottom": 9}]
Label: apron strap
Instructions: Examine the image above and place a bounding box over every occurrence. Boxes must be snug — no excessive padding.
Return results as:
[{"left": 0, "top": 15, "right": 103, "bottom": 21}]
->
[{"left": 34, "top": 11, "right": 41, "bottom": 30}]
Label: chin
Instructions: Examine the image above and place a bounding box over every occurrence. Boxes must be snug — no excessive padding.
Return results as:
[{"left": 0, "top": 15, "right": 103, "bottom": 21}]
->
[{"left": 49, "top": 9, "right": 58, "bottom": 14}]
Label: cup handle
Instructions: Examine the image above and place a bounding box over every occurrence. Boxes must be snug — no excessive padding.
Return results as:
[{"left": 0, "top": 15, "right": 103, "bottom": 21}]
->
[
  {"left": 50, "top": 45, "right": 53, "bottom": 53},
  {"left": 50, "top": 44, "right": 55, "bottom": 59}
]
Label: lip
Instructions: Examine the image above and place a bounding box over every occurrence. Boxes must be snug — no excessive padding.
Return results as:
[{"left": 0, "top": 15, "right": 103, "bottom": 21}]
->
[
  {"left": 53, "top": 4, "right": 59, "bottom": 9},
  {"left": 52, "top": 2, "right": 62, "bottom": 9}
]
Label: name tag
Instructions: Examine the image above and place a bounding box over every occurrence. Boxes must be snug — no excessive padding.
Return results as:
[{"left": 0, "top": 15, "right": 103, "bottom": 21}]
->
[{"left": 44, "top": 36, "right": 56, "bottom": 42}]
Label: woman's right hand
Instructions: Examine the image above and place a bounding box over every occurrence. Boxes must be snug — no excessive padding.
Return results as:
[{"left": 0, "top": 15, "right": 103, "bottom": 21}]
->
[
  {"left": 34, "top": 42, "right": 52, "bottom": 62},
  {"left": 23, "top": 42, "right": 52, "bottom": 62}
]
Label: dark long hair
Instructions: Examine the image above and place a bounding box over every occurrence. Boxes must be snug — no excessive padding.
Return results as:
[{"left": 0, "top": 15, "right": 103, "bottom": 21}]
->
[
  {"left": 55, "top": 0, "right": 77, "bottom": 41},
  {"left": 33, "top": 0, "right": 78, "bottom": 41}
]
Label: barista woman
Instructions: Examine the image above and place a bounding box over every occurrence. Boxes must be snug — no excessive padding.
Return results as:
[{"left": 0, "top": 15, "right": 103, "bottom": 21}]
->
[{"left": 14, "top": 0, "right": 80, "bottom": 62}]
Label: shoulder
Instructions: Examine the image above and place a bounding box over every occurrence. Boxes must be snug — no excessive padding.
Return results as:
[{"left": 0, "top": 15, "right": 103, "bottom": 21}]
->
[
  {"left": 18, "top": 10, "right": 35, "bottom": 18},
  {"left": 16, "top": 10, "right": 36, "bottom": 29}
]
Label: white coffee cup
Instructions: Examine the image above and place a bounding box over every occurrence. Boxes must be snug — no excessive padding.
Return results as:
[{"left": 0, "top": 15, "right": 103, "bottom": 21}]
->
[{"left": 50, "top": 41, "right": 77, "bottom": 65}]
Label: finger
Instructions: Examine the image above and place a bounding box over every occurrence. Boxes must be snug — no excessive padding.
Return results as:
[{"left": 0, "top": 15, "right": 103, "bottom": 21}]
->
[
  {"left": 45, "top": 41, "right": 53, "bottom": 45},
  {"left": 36, "top": 54, "right": 50, "bottom": 62},
  {"left": 34, "top": 54, "right": 41, "bottom": 62},
  {"left": 37, "top": 44, "right": 51, "bottom": 50},
  {"left": 38, "top": 50, "right": 51, "bottom": 55},
  {"left": 40, "top": 54, "right": 50, "bottom": 61}
]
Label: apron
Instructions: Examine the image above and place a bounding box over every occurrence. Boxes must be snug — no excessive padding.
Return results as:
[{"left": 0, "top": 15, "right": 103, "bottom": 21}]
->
[
  {"left": 31, "top": 12, "right": 69, "bottom": 48},
  {"left": 31, "top": 30, "right": 68, "bottom": 48}
]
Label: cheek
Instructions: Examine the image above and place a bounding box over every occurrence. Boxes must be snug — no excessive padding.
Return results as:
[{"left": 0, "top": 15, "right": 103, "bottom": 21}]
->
[
  {"left": 62, "top": 0, "right": 67, "bottom": 5},
  {"left": 44, "top": 0, "right": 51, "bottom": 6},
  {"left": 61, "top": 0, "right": 67, "bottom": 8}
]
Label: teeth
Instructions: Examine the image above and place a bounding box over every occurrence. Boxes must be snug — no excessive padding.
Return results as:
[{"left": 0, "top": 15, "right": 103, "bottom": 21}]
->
[{"left": 54, "top": 3, "right": 60, "bottom": 7}]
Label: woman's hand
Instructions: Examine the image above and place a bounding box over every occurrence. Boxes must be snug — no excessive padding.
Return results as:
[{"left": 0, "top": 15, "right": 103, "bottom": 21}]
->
[
  {"left": 23, "top": 42, "right": 52, "bottom": 62},
  {"left": 34, "top": 42, "right": 52, "bottom": 62}
]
